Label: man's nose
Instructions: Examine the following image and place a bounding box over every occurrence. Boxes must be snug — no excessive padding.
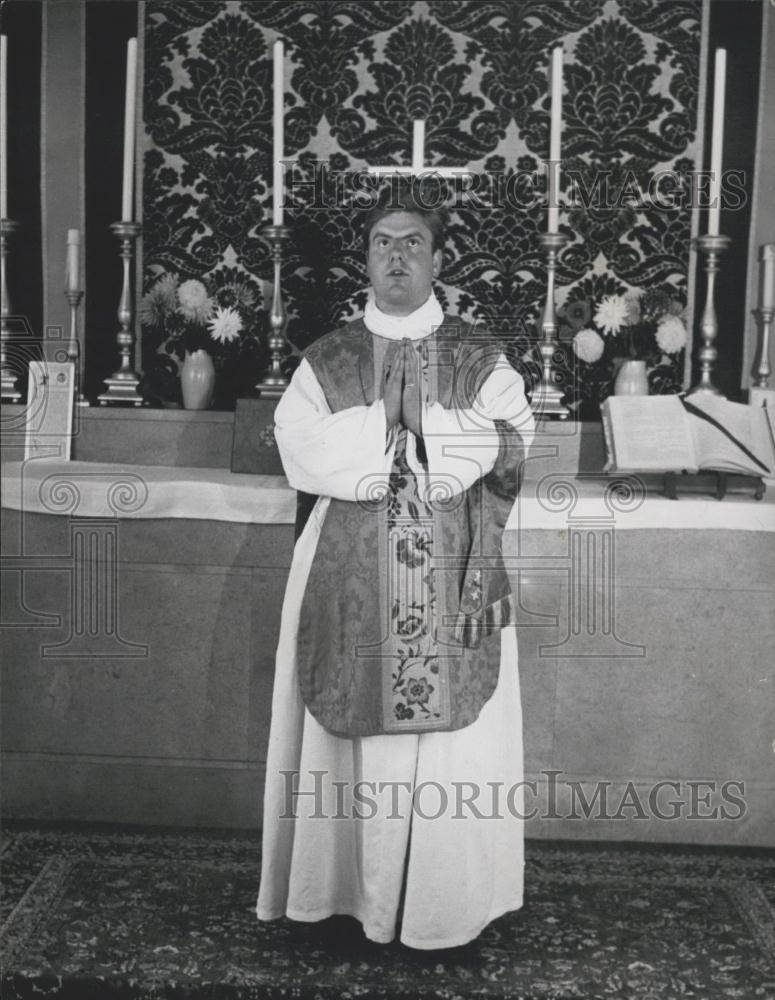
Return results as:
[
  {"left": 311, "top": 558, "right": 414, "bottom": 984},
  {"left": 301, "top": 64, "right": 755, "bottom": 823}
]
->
[{"left": 389, "top": 244, "right": 404, "bottom": 261}]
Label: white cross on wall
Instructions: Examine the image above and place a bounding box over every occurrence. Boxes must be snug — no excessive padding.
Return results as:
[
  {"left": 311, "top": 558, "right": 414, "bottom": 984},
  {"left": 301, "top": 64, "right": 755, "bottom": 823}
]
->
[{"left": 367, "top": 121, "right": 471, "bottom": 178}]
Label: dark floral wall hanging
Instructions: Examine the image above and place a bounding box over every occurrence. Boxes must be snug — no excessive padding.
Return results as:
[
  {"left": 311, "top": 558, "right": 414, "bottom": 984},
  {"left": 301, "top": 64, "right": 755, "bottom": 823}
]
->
[{"left": 141, "top": 0, "right": 703, "bottom": 413}]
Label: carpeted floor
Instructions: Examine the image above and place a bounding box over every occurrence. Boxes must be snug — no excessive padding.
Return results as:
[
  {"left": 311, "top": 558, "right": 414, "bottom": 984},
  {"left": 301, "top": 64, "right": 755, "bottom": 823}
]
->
[{"left": 1, "top": 822, "right": 774, "bottom": 1000}]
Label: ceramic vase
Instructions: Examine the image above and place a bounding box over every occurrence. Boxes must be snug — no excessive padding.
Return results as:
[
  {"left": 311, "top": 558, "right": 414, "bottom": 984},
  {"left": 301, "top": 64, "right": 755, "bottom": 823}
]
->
[
  {"left": 614, "top": 359, "right": 649, "bottom": 396},
  {"left": 181, "top": 349, "right": 215, "bottom": 410}
]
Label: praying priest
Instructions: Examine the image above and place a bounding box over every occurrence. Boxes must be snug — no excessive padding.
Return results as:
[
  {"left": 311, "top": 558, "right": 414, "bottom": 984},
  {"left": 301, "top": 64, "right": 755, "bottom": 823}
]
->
[{"left": 256, "top": 180, "right": 536, "bottom": 949}]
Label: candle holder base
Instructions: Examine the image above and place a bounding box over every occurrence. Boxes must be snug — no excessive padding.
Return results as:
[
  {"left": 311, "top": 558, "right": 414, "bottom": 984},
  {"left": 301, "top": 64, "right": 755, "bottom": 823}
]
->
[
  {"left": 1, "top": 371, "right": 22, "bottom": 403},
  {"left": 254, "top": 382, "right": 287, "bottom": 400},
  {"left": 685, "top": 383, "right": 724, "bottom": 398},
  {"left": 98, "top": 373, "right": 146, "bottom": 407},
  {"left": 531, "top": 384, "right": 570, "bottom": 420}
]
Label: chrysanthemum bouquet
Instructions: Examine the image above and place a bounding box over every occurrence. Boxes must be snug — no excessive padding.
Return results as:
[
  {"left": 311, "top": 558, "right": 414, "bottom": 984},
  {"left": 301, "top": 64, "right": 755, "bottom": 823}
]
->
[
  {"left": 561, "top": 288, "right": 689, "bottom": 406},
  {"left": 139, "top": 269, "right": 271, "bottom": 406},
  {"left": 140, "top": 270, "right": 261, "bottom": 360}
]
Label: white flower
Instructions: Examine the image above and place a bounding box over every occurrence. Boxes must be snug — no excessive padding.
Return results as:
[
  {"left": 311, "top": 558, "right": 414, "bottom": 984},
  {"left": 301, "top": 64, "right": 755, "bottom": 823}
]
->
[
  {"left": 138, "top": 292, "right": 161, "bottom": 328},
  {"left": 655, "top": 315, "right": 687, "bottom": 354},
  {"left": 208, "top": 305, "right": 243, "bottom": 344},
  {"left": 178, "top": 279, "right": 212, "bottom": 322},
  {"left": 573, "top": 327, "right": 605, "bottom": 363},
  {"left": 139, "top": 273, "right": 179, "bottom": 327},
  {"left": 594, "top": 295, "right": 629, "bottom": 336},
  {"left": 222, "top": 280, "right": 258, "bottom": 310},
  {"left": 155, "top": 273, "right": 179, "bottom": 310}
]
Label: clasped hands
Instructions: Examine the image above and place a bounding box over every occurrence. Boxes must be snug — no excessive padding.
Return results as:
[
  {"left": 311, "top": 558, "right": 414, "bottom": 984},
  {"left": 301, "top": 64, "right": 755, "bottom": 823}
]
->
[{"left": 383, "top": 338, "right": 423, "bottom": 438}]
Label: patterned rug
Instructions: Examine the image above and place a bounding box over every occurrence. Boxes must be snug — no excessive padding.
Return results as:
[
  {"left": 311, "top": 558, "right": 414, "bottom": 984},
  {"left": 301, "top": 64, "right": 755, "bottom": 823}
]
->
[{"left": 1, "top": 822, "right": 774, "bottom": 1000}]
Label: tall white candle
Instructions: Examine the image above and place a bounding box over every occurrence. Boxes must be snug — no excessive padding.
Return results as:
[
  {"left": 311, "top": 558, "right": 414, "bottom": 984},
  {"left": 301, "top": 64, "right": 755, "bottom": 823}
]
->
[
  {"left": 272, "top": 39, "right": 284, "bottom": 227},
  {"left": 66, "top": 229, "right": 80, "bottom": 292},
  {"left": 412, "top": 120, "right": 425, "bottom": 173},
  {"left": 707, "top": 48, "right": 726, "bottom": 237},
  {"left": 121, "top": 38, "right": 138, "bottom": 222},
  {"left": 547, "top": 46, "right": 563, "bottom": 234},
  {"left": 761, "top": 244, "right": 775, "bottom": 311},
  {"left": 1, "top": 34, "right": 8, "bottom": 219}
]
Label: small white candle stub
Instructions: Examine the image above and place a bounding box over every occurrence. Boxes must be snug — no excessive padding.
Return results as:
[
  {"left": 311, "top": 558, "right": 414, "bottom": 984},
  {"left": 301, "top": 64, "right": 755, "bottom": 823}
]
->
[
  {"left": 66, "top": 229, "right": 80, "bottom": 292},
  {"left": 707, "top": 48, "right": 726, "bottom": 237},
  {"left": 761, "top": 244, "right": 775, "bottom": 312},
  {"left": 412, "top": 120, "right": 425, "bottom": 173},
  {"left": 548, "top": 46, "right": 563, "bottom": 234},
  {"left": 272, "top": 39, "right": 284, "bottom": 226},
  {"left": 1, "top": 34, "right": 8, "bottom": 219},
  {"left": 121, "top": 38, "right": 138, "bottom": 222}
]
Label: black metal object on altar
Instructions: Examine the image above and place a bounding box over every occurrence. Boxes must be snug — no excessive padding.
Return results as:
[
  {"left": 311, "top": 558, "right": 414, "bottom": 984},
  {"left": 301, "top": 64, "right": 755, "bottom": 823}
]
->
[{"left": 663, "top": 471, "right": 765, "bottom": 501}]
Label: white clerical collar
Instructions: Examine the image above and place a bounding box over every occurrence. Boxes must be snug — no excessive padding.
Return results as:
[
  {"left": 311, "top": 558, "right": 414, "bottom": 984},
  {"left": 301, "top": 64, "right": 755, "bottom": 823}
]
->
[{"left": 363, "top": 290, "right": 444, "bottom": 341}]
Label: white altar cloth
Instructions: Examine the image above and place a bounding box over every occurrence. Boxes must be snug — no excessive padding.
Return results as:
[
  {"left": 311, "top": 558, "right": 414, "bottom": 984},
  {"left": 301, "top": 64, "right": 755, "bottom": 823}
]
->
[
  {"left": 0, "top": 460, "right": 297, "bottom": 524},
  {"left": 1, "top": 460, "right": 774, "bottom": 531}
]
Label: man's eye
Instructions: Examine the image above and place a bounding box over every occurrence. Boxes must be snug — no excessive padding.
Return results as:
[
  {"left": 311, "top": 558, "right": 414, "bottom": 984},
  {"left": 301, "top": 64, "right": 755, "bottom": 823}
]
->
[{"left": 407, "top": 238, "right": 419, "bottom": 247}]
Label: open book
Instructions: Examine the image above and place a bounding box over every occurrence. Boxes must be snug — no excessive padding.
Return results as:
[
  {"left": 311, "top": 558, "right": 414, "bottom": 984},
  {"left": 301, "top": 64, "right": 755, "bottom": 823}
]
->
[{"left": 600, "top": 394, "right": 775, "bottom": 476}]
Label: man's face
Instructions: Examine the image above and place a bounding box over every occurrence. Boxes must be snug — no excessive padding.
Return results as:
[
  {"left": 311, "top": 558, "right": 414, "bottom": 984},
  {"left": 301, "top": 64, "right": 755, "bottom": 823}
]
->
[{"left": 366, "top": 211, "right": 442, "bottom": 316}]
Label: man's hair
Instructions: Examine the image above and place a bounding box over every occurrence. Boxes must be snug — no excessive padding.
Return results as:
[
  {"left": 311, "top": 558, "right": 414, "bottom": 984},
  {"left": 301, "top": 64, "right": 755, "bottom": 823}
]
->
[{"left": 362, "top": 179, "right": 450, "bottom": 254}]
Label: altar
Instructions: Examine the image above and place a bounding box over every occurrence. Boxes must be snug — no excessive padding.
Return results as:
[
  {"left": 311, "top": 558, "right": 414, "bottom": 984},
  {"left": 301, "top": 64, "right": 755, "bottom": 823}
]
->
[
  {"left": 2, "top": 407, "right": 773, "bottom": 848},
  {"left": 2, "top": 0, "right": 775, "bottom": 857}
]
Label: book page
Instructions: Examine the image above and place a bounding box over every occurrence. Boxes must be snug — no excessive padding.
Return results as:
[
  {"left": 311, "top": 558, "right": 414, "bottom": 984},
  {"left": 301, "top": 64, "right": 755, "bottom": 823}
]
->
[
  {"left": 764, "top": 404, "right": 775, "bottom": 472},
  {"left": 766, "top": 403, "right": 775, "bottom": 442},
  {"left": 749, "top": 404, "right": 775, "bottom": 478},
  {"left": 603, "top": 395, "right": 697, "bottom": 472},
  {"left": 686, "top": 396, "right": 773, "bottom": 475},
  {"left": 600, "top": 400, "right": 616, "bottom": 472}
]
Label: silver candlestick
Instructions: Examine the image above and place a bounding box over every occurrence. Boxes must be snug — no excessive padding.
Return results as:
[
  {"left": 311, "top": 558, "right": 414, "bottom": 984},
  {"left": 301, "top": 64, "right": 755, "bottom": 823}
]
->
[
  {"left": 256, "top": 223, "right": 292, "bottom": 397},
  {"left": 98, "top": 220, "right": 146, "bottom": 406},
  {"left": 753, "top": 307, "right": 773, "bottom": 389},
  {"left": 688, "top": 233, "right": 731, "bottom": 397},
  {"left": 1, "top": 218, "right": 22, "bottom": 402},
  {"left": 531, "top": 231, "right": 569, "bottom": 420},
  {"left": 65, "top": 289, "right": 89, "bottom": 406}
]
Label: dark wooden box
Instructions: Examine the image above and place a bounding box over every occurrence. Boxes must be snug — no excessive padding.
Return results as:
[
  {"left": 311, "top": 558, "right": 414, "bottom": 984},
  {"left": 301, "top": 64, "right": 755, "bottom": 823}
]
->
[{"left": 230, "top": 397, "right": 285, "bottom": 475}]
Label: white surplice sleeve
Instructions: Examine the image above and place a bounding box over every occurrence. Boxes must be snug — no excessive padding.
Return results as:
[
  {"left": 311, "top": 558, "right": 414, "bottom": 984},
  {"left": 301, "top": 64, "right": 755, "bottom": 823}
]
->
[
  {"left": 274, "top": 357, "right": 397, "bottom": 502},
  {"left": 405, "top": 353, "right": 535, "bottom": 498}
]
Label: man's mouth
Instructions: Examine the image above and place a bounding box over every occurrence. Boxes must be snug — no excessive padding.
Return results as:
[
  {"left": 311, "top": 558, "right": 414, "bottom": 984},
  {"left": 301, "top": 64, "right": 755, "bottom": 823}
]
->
[{"left": 388, "top": 268, "right": 408, "bottom": 277}]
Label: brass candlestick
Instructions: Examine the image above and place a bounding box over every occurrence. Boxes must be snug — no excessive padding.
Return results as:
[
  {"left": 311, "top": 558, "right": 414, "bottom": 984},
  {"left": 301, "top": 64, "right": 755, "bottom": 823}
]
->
[
  {"left": 1, "top": 218, "right": 22, "bottom": 402},
  {"left": 753, "top": 307, "right": 773, "bottom": 389},
  {"left": 688, "top": 233, "right": 731, "bottom": 397},
  {"left": 256, "top": 223, "right": 292, "bottom": 397},
  {"left": 65, "top": 289, "right": 89, "bottom": 406},
  {"left": 98, "top": 220, "right": 146, "bottom": 406},
  {"left": 532, "top": 231, "right": 569, "bottom": 420}
]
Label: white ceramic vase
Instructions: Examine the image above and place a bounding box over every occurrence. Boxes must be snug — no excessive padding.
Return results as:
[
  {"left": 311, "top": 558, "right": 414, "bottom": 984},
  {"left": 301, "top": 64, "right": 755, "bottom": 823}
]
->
[
  {"left": 614, "top": 359, "right": 649, "bottom": 395},
  {"left": 181, "top": 349, "right": 215, "bottom": 410}
]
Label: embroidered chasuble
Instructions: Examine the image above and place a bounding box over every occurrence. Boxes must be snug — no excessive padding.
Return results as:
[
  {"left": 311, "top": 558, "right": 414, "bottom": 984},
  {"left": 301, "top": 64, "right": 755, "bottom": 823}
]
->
[
  {"left": 257, "top": 292, "right": 535, "bottom": 948},
  {"left": 295, "top": 314, "right": 527, "bottom": 738}
]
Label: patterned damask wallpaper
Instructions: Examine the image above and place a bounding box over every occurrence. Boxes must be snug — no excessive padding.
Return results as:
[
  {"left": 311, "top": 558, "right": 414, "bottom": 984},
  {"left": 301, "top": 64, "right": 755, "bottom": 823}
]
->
[{"left": 141, "top": 0, "right": 704, "bottom": 407}]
